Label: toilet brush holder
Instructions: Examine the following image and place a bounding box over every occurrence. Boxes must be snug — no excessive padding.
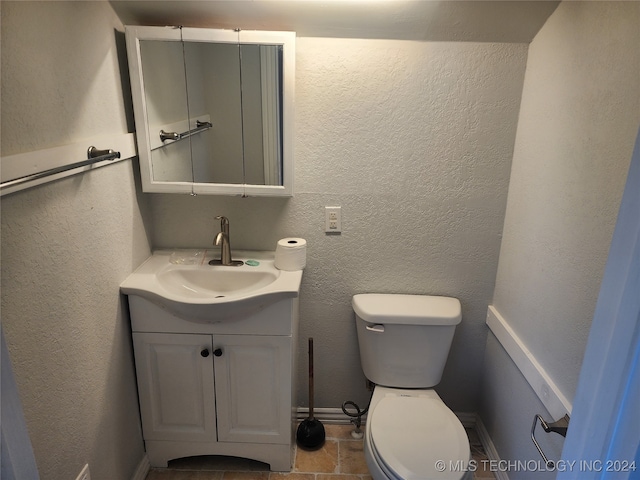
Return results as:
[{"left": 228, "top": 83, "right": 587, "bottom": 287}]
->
[{"left": 296, "top": 338, "right": 325, "bottom": 450}]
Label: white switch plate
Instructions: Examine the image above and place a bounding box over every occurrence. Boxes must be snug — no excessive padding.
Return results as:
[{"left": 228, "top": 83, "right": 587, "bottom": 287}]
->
[{"left": 325, "top": 206, "right": 342, "bottom": 233}]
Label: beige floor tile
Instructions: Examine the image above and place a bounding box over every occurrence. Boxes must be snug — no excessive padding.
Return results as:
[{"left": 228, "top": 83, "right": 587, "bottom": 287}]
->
[
  {"left": 221, "top": 472, "right": 269, "bottom": 480},
  {"left": 474, "top": 465, "right": 497, "bottom": 480},
  {"left": 269, "top": 473, "right": 316, "bottom": 480},
  {"left": 146, "top": 471, "right": 175, "bottom": 480},
  {"left": 193, "top": 473, "right": 225, "bottom": 480},
  {"left": 317, "top": 475, "right": 362, "bottom": 480},
  {"left": 147, "top": 471, "right": 223, "bottom": 480},
  {"left": 294, "top": 440, "right": 339, "bottom": 473},
  {"left": 338, "top": 441, "right": 369, "bottom": 475},
  {"left": 324, "top": 424, "right": 360, "bottom": 440},
  {"left": 472, "top": 456, "right": 496, "bottom": 480}
]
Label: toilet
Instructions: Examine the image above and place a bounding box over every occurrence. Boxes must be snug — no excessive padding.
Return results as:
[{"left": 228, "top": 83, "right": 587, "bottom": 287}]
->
[{"left": 353, "top": 294, "right": 472, "bottom": 480}]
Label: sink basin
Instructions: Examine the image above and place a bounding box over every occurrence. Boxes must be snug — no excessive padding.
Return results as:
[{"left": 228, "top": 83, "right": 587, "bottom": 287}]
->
[
  {"left": 157, "top": 268, "right": 279, "bottom": 299},
  {"left": 120, "top": 250, "right": 302, "bottom": 321}
]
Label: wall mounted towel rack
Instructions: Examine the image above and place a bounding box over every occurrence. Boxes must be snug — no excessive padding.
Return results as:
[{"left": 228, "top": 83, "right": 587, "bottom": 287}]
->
[
  {"left": 531, "top": 413, "right": 570, "bottom": 468},
  {"left": 160, "top": 120, "right": 212, "bottom": 143},
  {"left": 0, "top": 146, "right": 121, "bottom": 191},
  {"left": 1, "top": 132, "right": 136, "bottom": 197}
]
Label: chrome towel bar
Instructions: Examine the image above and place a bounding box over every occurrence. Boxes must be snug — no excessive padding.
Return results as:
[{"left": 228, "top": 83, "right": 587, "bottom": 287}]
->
[
  {"left": 159, "top": 120, "right": 212, "bottom": 143},
  {"left": 0, "top": 146, "right": 121, "bottom": 190},
  {"left": 531, "top": 413, "right": 570, "bottom": 468}
]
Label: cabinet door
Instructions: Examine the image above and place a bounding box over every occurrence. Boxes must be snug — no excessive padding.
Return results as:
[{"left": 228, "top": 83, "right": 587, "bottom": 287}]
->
[
  {"left": 133, "top": 332, "right": 216, "bottom": 442},
  {"left": 214, "top": 335, "right": 292, "bottom": 444}
]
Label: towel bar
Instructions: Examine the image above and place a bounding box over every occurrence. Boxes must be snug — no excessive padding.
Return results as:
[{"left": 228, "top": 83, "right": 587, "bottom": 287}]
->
[
  {"left": 0, "top": 146, "right": 121, "bottom": 190},
  {"left": 531, "top": 413, "right": 570, "bottom": 468}
]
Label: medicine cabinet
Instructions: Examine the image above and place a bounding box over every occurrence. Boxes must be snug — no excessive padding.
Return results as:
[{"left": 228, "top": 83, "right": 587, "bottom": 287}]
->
[{"left": 125, "top": 26, "right": 295, "bottom": 196}]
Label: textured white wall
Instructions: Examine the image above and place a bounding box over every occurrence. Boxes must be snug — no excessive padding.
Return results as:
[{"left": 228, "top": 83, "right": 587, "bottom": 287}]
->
[
  {"left": 481, "top": 2, "right": 640, "bottom": 474},
  {"left": 1, "top": 2, "right": 151, "bottom": 479},
  {"left": 149, "top": 37, "right": 528, "bottom": 412},
  {"left": 1, "top": 2, "right": 132, "bottom": 156}
]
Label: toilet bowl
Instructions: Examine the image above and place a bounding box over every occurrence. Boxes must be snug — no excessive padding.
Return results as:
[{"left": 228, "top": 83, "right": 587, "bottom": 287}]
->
[
  {"left": 364, "top": 386, "right": 471, "bottom": 480},
  {"left": 353, "top": 294, "right": 471, "bottom": 480}
]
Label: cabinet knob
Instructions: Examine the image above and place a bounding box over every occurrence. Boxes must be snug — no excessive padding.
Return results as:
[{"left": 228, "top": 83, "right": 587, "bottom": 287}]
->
[
  {"left": 200, "top": 349, "right": 210, "bottom": 358},
  {"left": 213, "top": 348, "right": 223, "bottom": 357}
]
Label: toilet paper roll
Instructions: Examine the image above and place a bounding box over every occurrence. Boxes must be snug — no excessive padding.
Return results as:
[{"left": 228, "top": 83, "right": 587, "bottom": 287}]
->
[{"left": 275, "top": 238, "right": 307, "bottom": 271}]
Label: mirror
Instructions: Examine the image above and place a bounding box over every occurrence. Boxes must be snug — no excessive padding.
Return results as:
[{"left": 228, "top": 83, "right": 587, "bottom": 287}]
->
[{"left": 125, "top": 26, "right": 295, "bottom": 196}]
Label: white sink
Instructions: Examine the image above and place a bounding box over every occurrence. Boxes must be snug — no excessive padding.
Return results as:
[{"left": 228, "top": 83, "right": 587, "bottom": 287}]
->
[
  {"left": 120, "top": 250, "right": 302, "bottom": 321},
  {"left": 157, "top": 268, "right": 279, "bottom": 298}
]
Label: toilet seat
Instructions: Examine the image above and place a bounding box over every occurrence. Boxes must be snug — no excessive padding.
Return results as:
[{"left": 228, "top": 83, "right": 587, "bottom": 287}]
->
[{"left": 369, "top": 394, "right": 469, "bottom": 480}]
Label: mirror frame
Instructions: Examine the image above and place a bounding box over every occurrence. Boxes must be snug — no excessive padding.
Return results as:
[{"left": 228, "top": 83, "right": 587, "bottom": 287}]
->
[{"left": 125, "top": 26, "right": 295, "bottom": 196}]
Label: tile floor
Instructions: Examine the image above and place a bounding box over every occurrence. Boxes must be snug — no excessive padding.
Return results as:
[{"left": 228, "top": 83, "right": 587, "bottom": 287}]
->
[{"left": 145, "top": 425, "right": 496, "bottom": 480}]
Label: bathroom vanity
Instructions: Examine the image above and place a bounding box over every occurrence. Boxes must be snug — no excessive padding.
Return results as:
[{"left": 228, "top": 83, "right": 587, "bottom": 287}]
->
[{"left": 121, "top": 250, "right": 301, "bottom": 470}]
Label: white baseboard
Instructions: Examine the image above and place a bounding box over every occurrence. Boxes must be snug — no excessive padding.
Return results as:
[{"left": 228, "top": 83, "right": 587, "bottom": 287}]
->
[
  {"left": 131, "top": 455, "right": 150, "bottom": 480},
  {"left": 296, "top": 407, "right": 478, "bottom": 428},
  {"left": 296, "top": 407, "right": 360, "bottom": 424},
  {"left": 296, "top": 406, "right": 479, "bottom": 431},
  {"left": 475, "top": 416, "right": 509, "bottom": 480}
]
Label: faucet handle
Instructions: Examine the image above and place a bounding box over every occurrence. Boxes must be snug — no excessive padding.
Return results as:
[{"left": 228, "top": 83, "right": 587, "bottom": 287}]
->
[{"left": 214, "top": 231, "right": 225, "bottom": 246}]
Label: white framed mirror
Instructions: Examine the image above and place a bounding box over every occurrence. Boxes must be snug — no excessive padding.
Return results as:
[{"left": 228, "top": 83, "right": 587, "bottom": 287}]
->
[{"left": 125, "top": 26, "right": 295, "bottom": 196}]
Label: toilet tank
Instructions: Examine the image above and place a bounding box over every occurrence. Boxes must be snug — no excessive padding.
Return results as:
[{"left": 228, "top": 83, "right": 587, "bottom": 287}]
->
[{"left": 353, "top": 294, "right": 461, "bottom": 388}]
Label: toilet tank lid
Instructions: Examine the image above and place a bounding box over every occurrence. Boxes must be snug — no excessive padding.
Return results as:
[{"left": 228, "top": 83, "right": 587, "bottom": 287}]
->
[{"left": 352, "top": 294, "right": 461, "bottom": 326}]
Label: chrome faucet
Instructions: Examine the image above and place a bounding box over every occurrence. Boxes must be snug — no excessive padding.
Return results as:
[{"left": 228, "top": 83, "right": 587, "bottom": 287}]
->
[{"left": 209, "top": 216, "right": 243, "bottom": 266}]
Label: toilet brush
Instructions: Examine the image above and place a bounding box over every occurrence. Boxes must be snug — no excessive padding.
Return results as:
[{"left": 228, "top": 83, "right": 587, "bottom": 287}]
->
[{"left": 296, "top": 337, "right": 326, "bottom": 450}]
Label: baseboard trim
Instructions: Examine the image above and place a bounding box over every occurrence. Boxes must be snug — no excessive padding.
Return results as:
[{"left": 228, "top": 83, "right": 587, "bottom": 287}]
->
[
  {"left": 131, "top": 455, "right": 150, "bottom": 480},
  {"left": 476, "top": 416, "right": 509, "bottom": 480},
  {"left": 296, "top": 407, "right": 359, "bottom": 424},
  {"left": 296, "top": 407, "right": 478, "bottom": 429}
]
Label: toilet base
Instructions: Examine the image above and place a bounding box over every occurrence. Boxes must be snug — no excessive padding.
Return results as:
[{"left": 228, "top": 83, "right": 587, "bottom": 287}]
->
[{"left": 363, "top": 386, "right": 472, "bottom": 480}]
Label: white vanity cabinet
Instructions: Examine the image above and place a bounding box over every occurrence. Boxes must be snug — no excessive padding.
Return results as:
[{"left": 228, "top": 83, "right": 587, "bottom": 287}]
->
[
  {"left": 133, "top": 332, "right": 217, "bottom": 443},
  {"left": 127, "top": 294, "right": 298, "bottom": 471},
  {"left": 213, "top": 334, "right": 292, "bottom": 444}
]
